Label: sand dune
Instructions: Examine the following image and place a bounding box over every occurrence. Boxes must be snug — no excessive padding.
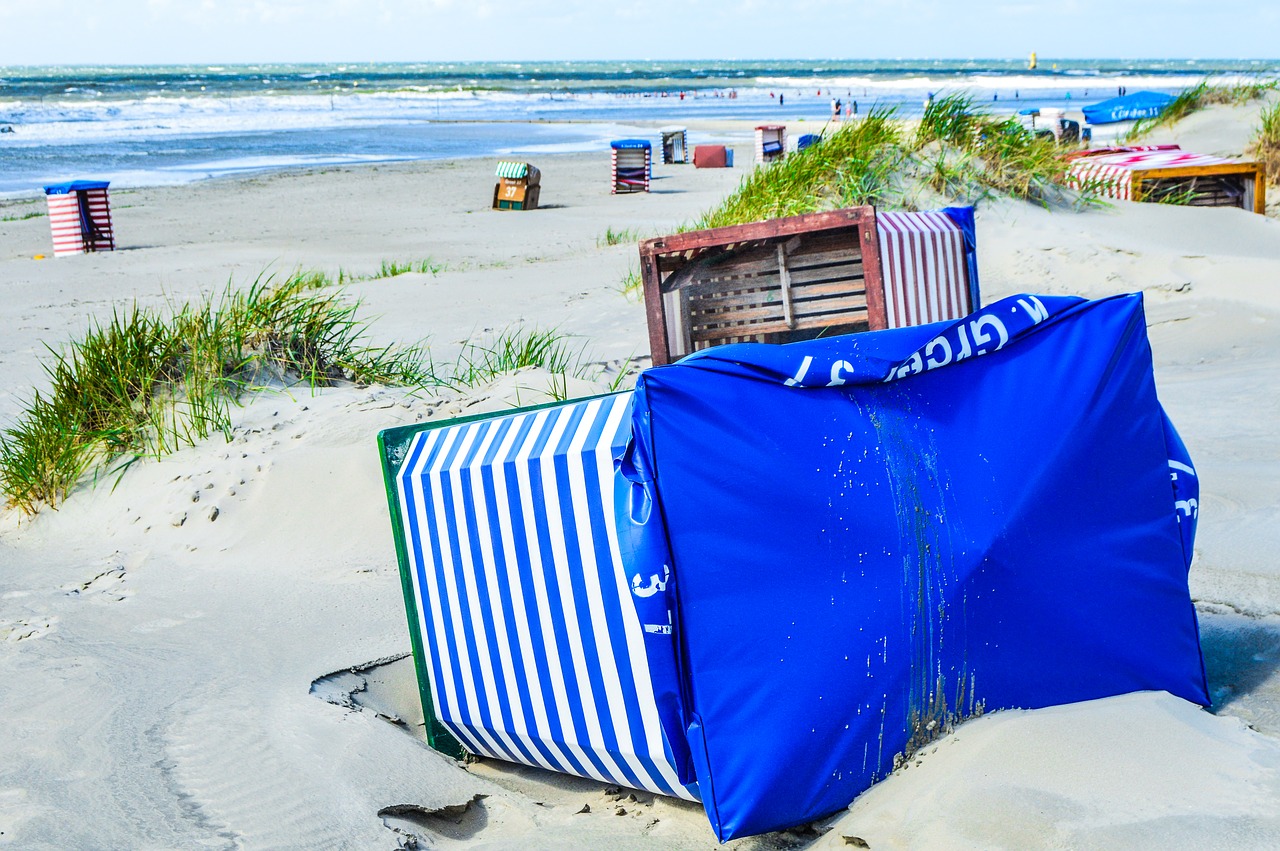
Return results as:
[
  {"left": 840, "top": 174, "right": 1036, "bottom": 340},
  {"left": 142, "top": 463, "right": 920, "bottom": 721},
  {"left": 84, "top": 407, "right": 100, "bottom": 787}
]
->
[{"left": 2, "top": 118, "right": 1280, "bottom": 849}]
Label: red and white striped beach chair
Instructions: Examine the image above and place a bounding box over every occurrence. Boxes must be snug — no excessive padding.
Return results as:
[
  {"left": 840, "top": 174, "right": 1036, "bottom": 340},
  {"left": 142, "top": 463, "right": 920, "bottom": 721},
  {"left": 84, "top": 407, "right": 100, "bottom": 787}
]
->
[
  {"left": 43, "top": 180, "right": 116, "bottom": 256},
  {"left": 1066, "top": 145, "right": 1265, "bottom": 213}
]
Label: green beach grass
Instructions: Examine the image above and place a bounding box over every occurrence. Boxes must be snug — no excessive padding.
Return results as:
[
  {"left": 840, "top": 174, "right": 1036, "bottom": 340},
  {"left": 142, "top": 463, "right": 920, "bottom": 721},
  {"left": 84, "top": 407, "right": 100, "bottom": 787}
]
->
[
  {"left": 1249, "top": 101, "right": 1280, "bottom": 185},
  {"left": 0, "top": 272, "right": 602, "bottom": 515},
  {"left": 1127, "top": 79, "right": 1279, "bottom": 139}
]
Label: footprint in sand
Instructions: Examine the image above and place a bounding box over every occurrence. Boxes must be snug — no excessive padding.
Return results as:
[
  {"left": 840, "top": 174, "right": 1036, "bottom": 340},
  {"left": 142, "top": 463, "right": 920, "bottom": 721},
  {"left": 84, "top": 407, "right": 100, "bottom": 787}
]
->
[
  {"left": 61, "top": 566, "right": 132, "bottom": 603},
  {"left": 0, "top": 615, "right": 58, "bottom": 643}
]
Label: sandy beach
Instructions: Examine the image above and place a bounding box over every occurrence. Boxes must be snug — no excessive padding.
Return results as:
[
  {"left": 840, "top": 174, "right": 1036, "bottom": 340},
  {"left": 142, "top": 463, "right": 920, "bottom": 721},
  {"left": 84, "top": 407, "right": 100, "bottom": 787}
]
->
[{"left": 2, "top": 109, "right": 1280, "bottom": 849}]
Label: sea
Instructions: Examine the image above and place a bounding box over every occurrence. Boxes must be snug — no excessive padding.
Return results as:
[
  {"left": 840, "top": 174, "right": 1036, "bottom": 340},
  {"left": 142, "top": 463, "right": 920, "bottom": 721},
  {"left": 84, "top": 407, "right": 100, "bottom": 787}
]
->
[{"left": 2, "top": 59, "right": 1278, "bottom": 198}]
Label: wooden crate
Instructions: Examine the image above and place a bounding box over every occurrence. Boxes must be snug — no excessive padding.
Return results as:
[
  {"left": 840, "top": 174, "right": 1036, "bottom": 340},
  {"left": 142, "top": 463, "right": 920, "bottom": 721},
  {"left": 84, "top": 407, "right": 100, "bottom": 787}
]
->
[{"left": 639, "top": 208, "right": 886, "bottom": 365}]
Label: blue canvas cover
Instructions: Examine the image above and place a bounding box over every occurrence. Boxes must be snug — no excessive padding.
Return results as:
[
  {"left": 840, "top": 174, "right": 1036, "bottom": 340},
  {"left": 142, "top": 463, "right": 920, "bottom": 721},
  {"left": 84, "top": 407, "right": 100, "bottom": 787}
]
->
[
  {"left": 624, "top": 292, "right": 1206, "bottom": 840},
  {"left": 1082, "top": 91, "right": 1175, "bottom": 125}
]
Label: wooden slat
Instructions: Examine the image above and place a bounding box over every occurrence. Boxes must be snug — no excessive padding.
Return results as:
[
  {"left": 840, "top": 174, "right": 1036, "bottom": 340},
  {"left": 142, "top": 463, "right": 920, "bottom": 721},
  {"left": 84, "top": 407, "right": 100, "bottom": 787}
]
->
[
  {"left": 688, "top": 283, "right": 867, "bottom": 314},
  {"left": 693, "top": 312, "right": 866, "bottom": 342},
  {"left": 656, "top": 237, "right": 861, "bottom": 282},
  {"left": 690, "top": 295, "right": 870, "bottom": 328},
  {"left": 676, "top": 267, "right": 864, "bottom": 300},
  {"left": 639, "top": 208, "right": 874, "bottom": 257},
  {"left": 860, "top": 208, "right": 887, "bottom": 330},
  {"left": 1135, "top": 162, "right": 1262, "bottom": 180}
]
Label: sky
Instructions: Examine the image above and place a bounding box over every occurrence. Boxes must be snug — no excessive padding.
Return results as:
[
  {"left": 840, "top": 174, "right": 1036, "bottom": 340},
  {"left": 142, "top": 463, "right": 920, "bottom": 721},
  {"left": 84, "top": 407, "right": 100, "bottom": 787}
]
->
[{"left": 0, "top": 0, "right": 1276, "bottom": 66}]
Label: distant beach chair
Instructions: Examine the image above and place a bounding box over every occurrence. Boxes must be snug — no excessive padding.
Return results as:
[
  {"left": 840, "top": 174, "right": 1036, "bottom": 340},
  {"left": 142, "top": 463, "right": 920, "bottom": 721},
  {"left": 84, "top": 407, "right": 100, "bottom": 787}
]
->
[
  {"left": 693, "top": 145, "right": 730, "bottom": 168},
  {"left": 660, "top": 126, "right": 688, "bottom": 164},
  {"left": 611, "top": 139, "right": 651, "bottom": 194},
  {"left": 1025, "top": 108, "right": 1082, "bottom": 146},
  {"left": 1066, "top": 145, "right": 1266, "bottom": 213},
  {"left": 638, "top": 205, "right": 980, "bottom": 365},
  {"left": 492, "top": 161, "right": 541, "bottom": 211},
  {"left": 755, "top": 125, "right": 786, "bottom": 164},
  {"left": 43, "top": 180, "right": 115, "bottom": 256},
  {"left": 795, "top": 133, "right": 821, "bottom": 152}
]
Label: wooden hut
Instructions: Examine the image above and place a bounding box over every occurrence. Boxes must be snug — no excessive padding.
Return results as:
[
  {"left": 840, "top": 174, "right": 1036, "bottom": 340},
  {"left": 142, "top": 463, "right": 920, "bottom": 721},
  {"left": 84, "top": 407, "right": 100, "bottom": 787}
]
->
[
  {"left": 755, "top": 125, "right": 786, "bottom": 164},
  {"left": 611, "top": 139, "right": 651, "bottom": 193},
  {"left": 43, "top": 180, "right": 115, "bottom": 257},
  {"left": 638, "top": 206, "right": 980, "bottom": 365},
  {"left": 1066, "top": 145, "right": 1265, "bottom": 213},
  {"left": 661, "top": 126, "right": 689, "bottom": 164},
  {"left": 492, "top": 161, "right": 541, "bottom": 210}
]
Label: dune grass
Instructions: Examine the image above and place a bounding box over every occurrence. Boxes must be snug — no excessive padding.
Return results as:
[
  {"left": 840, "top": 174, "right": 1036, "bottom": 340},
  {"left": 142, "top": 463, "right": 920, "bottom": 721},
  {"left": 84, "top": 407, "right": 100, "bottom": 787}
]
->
[
  {"left": 373, "top": 258, "right": 447, "bottom": 278},
  {"left": 449, "top": 327, "right": 588, "bottom": 389},
  {"left": 617, "top": 267, "right": 643, "bottom": 299},
  {"left": 1249, "top": 101, "right": 1280, "bottom": 185},
  {"left": 597, "top": 226, "right": 641, "bottom": 247},
  {"left": 694, "top": 96, "right": 1080, "bottom": 230},
  {"left": 1127, "top": 79, "right": 1279, "bottom": 139},
  {"left": 0, "top": 272, "right": 436, "bottom": 514},
  {"left": 0, "top": 270, "right": 604, "bottom": 515}
]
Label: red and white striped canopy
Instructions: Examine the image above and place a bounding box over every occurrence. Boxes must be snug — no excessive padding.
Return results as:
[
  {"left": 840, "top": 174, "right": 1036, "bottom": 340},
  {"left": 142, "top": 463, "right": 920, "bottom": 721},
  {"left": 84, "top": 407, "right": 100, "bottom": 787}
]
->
[{"left": 1066, "top": 145, "right": 1243, "bottom": 201}]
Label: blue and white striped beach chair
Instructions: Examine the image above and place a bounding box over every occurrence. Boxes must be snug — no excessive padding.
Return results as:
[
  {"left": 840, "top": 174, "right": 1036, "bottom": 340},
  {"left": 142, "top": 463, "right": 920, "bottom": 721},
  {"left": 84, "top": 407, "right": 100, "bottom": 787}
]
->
[{"left": 379, "top": 394, "right": 695, "bottom": 800}]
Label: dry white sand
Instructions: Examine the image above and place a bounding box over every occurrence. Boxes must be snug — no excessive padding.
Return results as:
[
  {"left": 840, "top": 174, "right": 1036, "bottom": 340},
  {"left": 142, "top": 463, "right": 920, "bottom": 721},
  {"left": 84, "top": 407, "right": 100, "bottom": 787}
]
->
[{"left": 2, "top": 117, "right": 1279, "bottom": 850}]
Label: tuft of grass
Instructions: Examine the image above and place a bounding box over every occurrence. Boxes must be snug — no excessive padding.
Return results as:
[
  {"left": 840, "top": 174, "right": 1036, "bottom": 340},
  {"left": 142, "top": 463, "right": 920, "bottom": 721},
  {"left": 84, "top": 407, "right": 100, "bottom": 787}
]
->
[
  {"left": 0, "top": 272, "right": 434, "bottom": 515},
  {"left": 598, "top": 226, "right": 640, "bottom": 247},
  {"left": 449, "top": 327, "right": 588, "bottom": 389},
  {"left": 618, "top": 267, "right": 643, "bottom": 300},
  {"left": 914, "top": 93, "right": 984, "bottom": 149},
  {"left": 290, "top": 268, "right": 334, "bottom": 290},
  {"left": 445, "top": 327, "right": 638, "bottom": 402},
  {"left": 374, "top": 258, "right": 447, "bottom": 278},
  {"left": 1249, "top": 101, "right": 1280, "bottom": 185},
  {"left": 1128, "top": 79, "right": 1279, "bottom": 139}
]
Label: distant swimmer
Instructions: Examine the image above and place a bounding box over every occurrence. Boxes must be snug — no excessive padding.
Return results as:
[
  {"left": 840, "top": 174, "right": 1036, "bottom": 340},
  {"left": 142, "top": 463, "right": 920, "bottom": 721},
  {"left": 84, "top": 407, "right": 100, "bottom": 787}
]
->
[{"left": 0, "top": 125, "right": 14, "bottom": 134}]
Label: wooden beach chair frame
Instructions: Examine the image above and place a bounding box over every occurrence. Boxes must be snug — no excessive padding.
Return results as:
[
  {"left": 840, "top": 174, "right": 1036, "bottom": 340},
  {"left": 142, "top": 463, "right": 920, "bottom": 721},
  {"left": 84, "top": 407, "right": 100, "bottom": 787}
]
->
[
  {"left": 492, "top": 161, "right": 541, "bottom": 211},
  {"left": 638, "top": 207, "right": 887, "bottom": 366},
  {"left": 1067, "top": 148, "right": 1266, "bottom": 214},
  {"left": 1128, "top": 162, "right": 1266, "bottom": 213}
]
